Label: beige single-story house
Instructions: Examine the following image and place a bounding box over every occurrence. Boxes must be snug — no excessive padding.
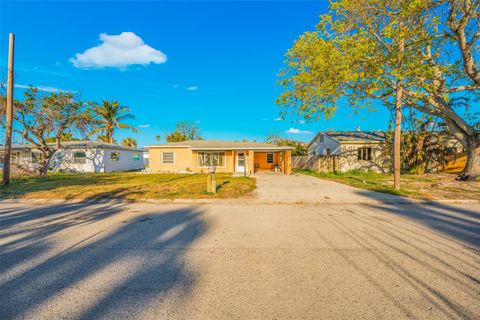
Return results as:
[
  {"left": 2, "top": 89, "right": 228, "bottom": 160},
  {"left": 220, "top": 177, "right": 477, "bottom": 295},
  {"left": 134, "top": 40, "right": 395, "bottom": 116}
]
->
[
  {"left": 148, "top": 140, "right": 293, "bottom": 175},
  {"left": 307, "top": 131, "right": 389, "bottom": 172}
]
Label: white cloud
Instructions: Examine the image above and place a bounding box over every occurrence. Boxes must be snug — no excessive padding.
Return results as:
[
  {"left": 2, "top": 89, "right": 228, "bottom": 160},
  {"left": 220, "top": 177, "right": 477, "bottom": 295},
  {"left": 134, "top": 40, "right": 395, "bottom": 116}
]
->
[
  {"left": 138, "top": 124, "right": 151, "bottom": 128},
  {"left": 296, "top": 120, "right": 306, "bottom": 124},
  {"left": 173, "top": 84, "right": 179, "bottom": 88},
  {"left": 286, "top": 127, "right": 312, "bottom": 134},
  {"left": 14, "top": 83, "right": 74, "bottom": 93},
  {"left": 195, "top": 120, "right": 201, "bottom": 124},
  {"left": 69, "top": 32, "right": 167, "bottom": 69},
  {"left": 274, "top": 117, "right": 284, "bottom": 121},
  {"left": 187, "top": 86, "right": 198, "bottom": 91}
]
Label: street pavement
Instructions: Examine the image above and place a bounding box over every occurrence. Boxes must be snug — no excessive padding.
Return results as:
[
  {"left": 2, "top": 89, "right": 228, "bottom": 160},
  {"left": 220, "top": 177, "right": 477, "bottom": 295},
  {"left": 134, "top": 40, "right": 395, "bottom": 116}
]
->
[{"left": 1, "top": 197, "right": 479, "bottom": 319}]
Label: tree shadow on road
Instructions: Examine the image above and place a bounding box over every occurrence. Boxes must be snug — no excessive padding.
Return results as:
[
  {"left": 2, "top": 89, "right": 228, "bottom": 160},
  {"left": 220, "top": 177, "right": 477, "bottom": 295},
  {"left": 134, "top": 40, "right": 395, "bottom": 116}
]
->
[
  {"left": 354, "top": 190, "right": 480, "bottom": 250},
  {"left": 0, "top": 199, "right": 207, "bottom": 319}
]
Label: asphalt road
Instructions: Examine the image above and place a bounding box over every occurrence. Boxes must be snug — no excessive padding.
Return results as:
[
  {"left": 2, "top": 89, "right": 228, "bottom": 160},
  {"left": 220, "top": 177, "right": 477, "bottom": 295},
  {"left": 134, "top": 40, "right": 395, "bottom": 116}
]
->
[{"left": 1, "top": 199, "right": 479, "bottom": 320}]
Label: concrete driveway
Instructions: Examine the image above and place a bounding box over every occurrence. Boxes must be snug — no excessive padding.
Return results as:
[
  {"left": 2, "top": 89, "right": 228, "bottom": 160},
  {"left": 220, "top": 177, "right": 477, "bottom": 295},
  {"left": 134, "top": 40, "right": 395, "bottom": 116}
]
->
[
  {"left": 1, "top": 199, "right": 479, "bottom": 319},
  {"left": 251, "top": 172, "right": 402, "bottom": 203}
]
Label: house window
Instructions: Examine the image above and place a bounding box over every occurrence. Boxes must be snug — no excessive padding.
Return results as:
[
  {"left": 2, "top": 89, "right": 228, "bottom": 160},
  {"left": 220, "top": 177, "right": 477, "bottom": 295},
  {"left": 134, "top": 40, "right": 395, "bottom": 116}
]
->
[
  {"left": 9, "top": 152, "right": 20, "bottom": 163},
  {"left": 266, "top": 153, "right": 274, "bottom": 164},
  {"left": 31, "top": 152, "right": 43, "bottom": 163},
  {"left": 162, "top": 152, "right": 175, "bottom": 164},
  {"left": 73, "top": 151, "right": 86, "bottom": 164},
  {"left": 111, "top": 152, "right": 120, "bottom": 161},
  {"left": 198, "top": 152, "right": 225, "bottom": 167},
  {"left": 326, "top": 148, "right": 331, "bottom": 155},
  {"left": 132, "top": 153, "right": 139, "bottom": 161},
  {"left": 357, "top": 147, "right": 372, "bottom": 161}
]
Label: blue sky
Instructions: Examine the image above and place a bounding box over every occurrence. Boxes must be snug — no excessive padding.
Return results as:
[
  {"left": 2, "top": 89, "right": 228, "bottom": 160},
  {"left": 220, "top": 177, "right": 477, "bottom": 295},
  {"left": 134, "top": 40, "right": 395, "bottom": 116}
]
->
[{"left": 0, "top": 0, "right": 391, "bottom": 147}]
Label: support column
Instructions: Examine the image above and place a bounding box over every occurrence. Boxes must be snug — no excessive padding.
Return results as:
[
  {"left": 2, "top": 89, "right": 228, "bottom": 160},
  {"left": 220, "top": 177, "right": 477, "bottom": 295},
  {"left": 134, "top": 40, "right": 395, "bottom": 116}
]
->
[
  {"left": 284, "top": 150, "right": 292, "bottom": 175},
  {"left": 248, "top": 150, "right": 255, "bottom": 175}
]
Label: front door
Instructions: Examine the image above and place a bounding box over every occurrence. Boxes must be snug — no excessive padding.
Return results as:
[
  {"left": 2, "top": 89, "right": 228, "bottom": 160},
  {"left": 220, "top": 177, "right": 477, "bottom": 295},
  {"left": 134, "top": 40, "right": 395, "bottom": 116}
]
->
[{"left": 235, "top": 152, "right": 246, "bottom": 173}]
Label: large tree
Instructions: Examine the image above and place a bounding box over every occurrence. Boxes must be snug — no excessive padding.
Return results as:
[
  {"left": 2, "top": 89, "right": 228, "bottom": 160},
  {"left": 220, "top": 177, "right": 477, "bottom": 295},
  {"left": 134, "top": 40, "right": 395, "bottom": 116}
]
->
[
  {"left": 166, "top": 121, "right": 202, "bottom": 142},
  {"left": 0, "top": 86, "right": 93, "bottom": 175},
  {"left": 277, "top": 0, "right": 480, "bottom": 178},
  {"left": 265, "top": 134, "right": 308, "bottom": 156},
  {"left": 90, "top": 100, "right": 137, "bottom": 144}
]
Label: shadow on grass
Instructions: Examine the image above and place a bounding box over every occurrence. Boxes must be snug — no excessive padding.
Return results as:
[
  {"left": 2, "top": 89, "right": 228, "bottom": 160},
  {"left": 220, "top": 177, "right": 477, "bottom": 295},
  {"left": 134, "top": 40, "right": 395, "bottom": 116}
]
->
[
  {"left": 0, "top": 173, "right": 253, "bottom": 200},
  {"left": 0, "top": 198, "right": 207, "bottom": 318},
  {"left": 215, "top": 180, "right": 230, "bottom": 192}
]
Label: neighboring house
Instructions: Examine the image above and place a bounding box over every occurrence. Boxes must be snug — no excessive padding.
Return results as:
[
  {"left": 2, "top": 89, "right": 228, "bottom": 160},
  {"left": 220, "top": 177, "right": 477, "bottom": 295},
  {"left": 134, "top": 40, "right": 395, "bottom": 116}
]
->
[
  {"left": 307, "top": 131, "right": 388, "bottom": 172},
  {"left": 0, "top": 141, "right": 144, "bottom": 173},
  {"left": 148, "top": 140, "right": 294, "bottom": 175}
]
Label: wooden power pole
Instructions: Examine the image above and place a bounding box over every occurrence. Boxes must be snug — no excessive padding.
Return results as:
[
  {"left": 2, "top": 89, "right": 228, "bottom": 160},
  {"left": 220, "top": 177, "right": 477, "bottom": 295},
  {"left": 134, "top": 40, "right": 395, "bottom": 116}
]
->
[
  {"left": 393, "top": 22, "right": 404, "bottom": 190},
  {"left": 3, "top": 33, "right": 14, "bottom": 185},
  {"left": 393, "top": 87, "right": 402, "bottom": 190}
]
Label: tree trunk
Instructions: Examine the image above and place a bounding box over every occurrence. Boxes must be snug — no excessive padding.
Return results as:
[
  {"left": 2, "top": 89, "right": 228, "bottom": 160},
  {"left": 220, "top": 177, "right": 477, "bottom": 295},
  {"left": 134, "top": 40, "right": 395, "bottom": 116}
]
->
[
  {"left": 464, "top": 136, "right": 480, "bottom": 179},
  {"left": 38, "top": 151, "right": 52, "bottom": 176},
  {"left": 39, "top": 160, "right": 49, "bottom": 176}
]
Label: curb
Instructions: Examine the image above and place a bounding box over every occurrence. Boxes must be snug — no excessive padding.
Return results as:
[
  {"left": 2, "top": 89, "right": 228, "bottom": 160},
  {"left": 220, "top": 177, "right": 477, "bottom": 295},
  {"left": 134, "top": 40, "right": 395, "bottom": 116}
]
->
[{"left": 0, "top": 197, "right": 478, "bottom": 206}]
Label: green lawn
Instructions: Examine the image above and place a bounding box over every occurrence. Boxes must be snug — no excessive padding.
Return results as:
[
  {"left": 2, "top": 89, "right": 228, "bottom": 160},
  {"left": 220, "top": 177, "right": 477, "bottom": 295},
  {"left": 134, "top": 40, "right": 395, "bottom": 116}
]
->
[
  {"left": 0, "top": 172, "right": 256, "bottom": 200},
  {"left": 297, "top": 169, "right": 480, "bottom": 200}
]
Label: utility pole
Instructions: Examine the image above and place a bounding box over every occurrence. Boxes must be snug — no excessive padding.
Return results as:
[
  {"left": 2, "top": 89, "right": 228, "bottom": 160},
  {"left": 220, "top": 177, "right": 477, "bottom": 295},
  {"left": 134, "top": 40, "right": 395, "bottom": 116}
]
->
[
  {"left": 393, "top": 22, "right": 404, "bottom": 190},
  {"left": 3, "top": 33, "right": 14, "bottom": 185},
  {"left": 393, "top": 83, "right": 403, "bottom": 190}
]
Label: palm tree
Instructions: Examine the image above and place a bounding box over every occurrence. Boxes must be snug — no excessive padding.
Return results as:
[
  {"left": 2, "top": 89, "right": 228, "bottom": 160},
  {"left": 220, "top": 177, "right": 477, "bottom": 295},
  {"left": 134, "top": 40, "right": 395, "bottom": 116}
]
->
[
  {"left": 121, "top": 137, "right": 137, "bottom": 148},
  {"left": 90, "top": 100, "right": 137, "bottom": 143}
]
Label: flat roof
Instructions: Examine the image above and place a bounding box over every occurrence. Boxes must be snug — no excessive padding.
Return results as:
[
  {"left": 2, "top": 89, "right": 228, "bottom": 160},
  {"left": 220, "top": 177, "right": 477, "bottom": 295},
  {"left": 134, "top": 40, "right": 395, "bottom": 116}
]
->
[{"left": 1, "top": 141, "right": 143, "bottom": 152}]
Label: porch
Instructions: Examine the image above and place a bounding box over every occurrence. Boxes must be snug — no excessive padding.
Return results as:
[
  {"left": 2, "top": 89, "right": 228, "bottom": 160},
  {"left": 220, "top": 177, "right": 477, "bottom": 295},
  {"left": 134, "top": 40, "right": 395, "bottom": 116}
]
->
[{"left": 232, "top": 149, "right": 292, "bottom": 175}]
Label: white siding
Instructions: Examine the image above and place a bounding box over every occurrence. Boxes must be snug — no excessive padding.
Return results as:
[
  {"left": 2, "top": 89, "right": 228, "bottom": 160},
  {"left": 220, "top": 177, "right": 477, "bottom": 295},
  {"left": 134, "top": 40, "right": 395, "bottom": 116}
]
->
[
  {"left": 103, "top": 148, "right": 144, "bottom": 172},
  {"left": 6, "top": 147, "right": 144, "bottom": 173},
  {"left": 51, "top": 148, "right": 106, "bottom": 172},
  {"left": 308, "top": 134, "right": 341, "bottom": 156}
]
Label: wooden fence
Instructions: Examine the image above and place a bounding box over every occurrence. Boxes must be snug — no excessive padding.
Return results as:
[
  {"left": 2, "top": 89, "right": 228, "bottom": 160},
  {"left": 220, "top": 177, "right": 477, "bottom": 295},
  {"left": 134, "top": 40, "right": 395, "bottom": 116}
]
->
[{"left": 292, "top": 155, "right": 339, "bottom": 172}]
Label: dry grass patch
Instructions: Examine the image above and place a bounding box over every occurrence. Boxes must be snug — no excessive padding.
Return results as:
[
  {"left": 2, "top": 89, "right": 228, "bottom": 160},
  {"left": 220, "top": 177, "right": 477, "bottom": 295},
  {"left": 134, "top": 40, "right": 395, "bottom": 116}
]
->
[
  {"left": 298, "top": 169, "right": 480, "bottom": 200},
  {"left": 0, "top": 172, "right": 256, "bottom": 200}
]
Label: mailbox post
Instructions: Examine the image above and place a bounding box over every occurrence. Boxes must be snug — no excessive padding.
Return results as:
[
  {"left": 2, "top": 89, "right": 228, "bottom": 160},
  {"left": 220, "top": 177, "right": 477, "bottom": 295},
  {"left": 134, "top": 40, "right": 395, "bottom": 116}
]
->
[{"left": 207, "top": 166, "right": 217, "bottom": 193}]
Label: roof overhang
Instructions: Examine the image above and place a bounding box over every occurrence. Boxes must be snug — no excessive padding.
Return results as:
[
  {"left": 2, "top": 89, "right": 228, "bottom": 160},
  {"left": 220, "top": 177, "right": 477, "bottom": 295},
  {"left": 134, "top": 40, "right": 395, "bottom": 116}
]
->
[
  {"left": 190, "top": 147, "right": 293, "bottom": 151},
  {"left": 339, "top": 141, "right": 384, "bottom": 144},
  {"left": 146, "top": 145, "right": 191, "bottom": 148}
]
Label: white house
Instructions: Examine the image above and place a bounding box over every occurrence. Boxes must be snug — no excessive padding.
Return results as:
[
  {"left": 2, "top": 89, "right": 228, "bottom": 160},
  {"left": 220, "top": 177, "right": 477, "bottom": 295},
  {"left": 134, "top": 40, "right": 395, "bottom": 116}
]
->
[
  {"left": 307, "top": 131, "right": 389, "bottom": 172},
  {"left": 0, "top": 141, "right": 144, "bottom": 173}
]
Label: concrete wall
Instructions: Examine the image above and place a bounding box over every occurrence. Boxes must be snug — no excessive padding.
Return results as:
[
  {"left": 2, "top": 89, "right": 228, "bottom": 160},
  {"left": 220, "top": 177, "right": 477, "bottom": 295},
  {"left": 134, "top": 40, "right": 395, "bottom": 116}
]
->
[{"left": 338, "top": 143, "right": 388, "bottom": 173}]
